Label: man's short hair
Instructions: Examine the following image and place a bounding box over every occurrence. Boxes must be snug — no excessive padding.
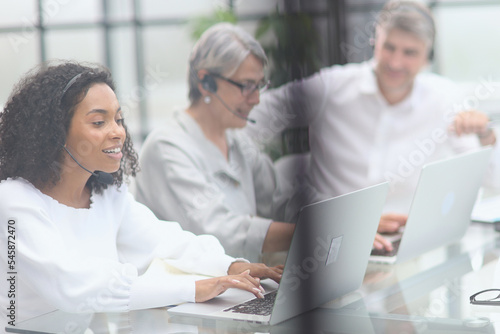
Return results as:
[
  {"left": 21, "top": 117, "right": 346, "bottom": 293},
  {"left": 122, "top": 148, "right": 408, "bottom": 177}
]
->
[{"left": 377, "top": 0, "right": 436, "bottom": 57}]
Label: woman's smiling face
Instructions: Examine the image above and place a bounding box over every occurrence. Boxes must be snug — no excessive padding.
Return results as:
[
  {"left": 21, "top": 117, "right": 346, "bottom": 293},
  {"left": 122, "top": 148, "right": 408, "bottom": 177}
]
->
[{"left": 65, "top": 83, "right": 125, "bottom": 175}]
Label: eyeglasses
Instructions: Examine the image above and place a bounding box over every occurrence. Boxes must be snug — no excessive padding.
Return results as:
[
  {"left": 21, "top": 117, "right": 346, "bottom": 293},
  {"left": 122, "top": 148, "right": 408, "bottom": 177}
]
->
[
  {"left": 210, "top": 73, "right": 269, "bottom": 97},
  {"left": 470, "top": 289, "right": 500, "bottom": 305}
]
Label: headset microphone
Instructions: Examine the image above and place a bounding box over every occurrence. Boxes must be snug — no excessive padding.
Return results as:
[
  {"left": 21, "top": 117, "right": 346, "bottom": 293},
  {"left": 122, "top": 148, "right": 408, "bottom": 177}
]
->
[
  {"left": 201, "top": 74, "right": 256, "bottom": 124},
  {"left": 62, "top": 146, "right": 114, "bottom": 185},
  {"left": 211, "top": 92, "right": 256, "bottom": 124},
  {"left": 91, "top": 170, "right": 114, "bottom": 185}
]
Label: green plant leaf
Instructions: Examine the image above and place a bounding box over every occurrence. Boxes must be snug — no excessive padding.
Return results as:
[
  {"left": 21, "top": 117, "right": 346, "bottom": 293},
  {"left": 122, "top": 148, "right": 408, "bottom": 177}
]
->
[
  {"left": 254, "top": 10, "right": 321, "bottom": 87},
  {"left": 189, "top": 9, "right": 238, "bottom": 40}
]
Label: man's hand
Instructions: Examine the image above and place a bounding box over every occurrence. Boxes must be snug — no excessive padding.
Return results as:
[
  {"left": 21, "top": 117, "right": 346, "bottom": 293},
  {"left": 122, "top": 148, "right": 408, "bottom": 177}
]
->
[
  {"left": 378, "top": 213, "right": 407, "bottom": 233},
  {"left": 453, "top": 110, "right": 496, "bottom": 145},
  {"left": 373, "top": 233, "right": 393, "bottom": 251},
  {"left": 373, "top": 213, "right": 407, "bottom": 251}
]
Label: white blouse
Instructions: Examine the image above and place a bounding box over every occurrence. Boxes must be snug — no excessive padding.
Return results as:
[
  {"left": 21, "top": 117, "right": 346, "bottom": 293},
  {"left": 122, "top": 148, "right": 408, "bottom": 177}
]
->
[{"left": 0, "top": 178, "right": 235, "bottom": 323}]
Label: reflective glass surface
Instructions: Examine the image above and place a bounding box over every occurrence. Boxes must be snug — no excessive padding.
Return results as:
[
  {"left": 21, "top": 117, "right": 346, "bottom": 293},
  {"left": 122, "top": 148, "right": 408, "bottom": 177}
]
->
[{"left": 7, "top": 222, "right": 500, "bottom": 334}]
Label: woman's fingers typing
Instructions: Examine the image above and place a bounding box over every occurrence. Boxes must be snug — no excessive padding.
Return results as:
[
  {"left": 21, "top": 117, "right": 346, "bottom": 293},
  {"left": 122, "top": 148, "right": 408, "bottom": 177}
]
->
[{"left": 195, "top": 269, "right": 267, "bottom": 303}]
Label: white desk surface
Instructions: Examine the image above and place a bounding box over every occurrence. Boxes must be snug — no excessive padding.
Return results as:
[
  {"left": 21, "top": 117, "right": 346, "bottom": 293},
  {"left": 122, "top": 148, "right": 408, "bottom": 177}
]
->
[{"left": 7, "top": 222, "right": 500, "bottom": 334}]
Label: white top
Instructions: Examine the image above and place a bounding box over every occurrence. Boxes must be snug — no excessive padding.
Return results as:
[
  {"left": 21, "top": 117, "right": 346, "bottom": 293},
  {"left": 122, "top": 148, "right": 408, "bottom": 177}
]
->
[
  {"left": 245, "top": 60, "right": 500, "bottom": 214},
  {"left": 133, "top": 111, "right": 291, "bottom": 262},
  {"left": 0, "top": 178, "right": 235, "bottom": 323}
]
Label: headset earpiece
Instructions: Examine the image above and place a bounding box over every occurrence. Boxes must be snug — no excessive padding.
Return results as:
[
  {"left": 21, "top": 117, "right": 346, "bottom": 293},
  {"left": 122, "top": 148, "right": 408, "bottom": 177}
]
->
[
  {"left": 201, "top": 74, "right": 217, "bottom": 93},
  {"left": 428, "top": 48, "right": 434, "bottom": 61}
]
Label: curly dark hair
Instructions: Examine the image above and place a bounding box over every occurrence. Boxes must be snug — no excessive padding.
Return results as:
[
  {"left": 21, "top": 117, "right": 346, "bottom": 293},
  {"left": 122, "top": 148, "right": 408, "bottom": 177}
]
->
[{"left": 0, "top": 60, "right": 139, "bottom": 193}]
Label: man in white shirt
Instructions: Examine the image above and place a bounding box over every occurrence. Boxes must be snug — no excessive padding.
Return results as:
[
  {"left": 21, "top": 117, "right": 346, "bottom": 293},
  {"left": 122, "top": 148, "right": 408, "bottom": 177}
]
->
[{"left": 244, "top": 0, "right": 500, "bottom": 250}]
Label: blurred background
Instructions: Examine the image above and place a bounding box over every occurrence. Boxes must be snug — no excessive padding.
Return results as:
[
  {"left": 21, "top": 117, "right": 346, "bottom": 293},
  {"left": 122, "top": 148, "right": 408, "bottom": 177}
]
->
[{"left": 1, "top": 0, "right": 500, "bottom": 152}]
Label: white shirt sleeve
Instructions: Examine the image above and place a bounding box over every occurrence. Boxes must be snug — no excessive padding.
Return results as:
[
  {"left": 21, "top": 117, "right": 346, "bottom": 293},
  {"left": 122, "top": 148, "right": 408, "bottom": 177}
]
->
[
  {"left": 0, "top": 179, "right": 235, "bottom": 316},
  {"left": 245, "top": 68, "right": 333, "bottom": 147},
  {"left": 115, "top": 190, "right": 236, "bottom": 309},
  {"left": 117, "top": 189, "right": 235, "bottom": 278}
]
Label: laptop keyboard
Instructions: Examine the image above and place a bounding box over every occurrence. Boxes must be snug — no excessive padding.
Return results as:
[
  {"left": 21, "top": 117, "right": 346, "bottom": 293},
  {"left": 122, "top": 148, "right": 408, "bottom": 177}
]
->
[
  {"left": 223, "top": 291, "right": 277, "bottom": 316},
  {"left": 371, "top": 238, "right": 401, "bottom": 257}
]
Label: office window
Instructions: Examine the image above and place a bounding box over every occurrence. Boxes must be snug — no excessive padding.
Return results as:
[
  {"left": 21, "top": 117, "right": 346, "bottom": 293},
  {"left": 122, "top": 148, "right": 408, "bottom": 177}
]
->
[
  {"left": 433, "top": 3, "right": 500, "bottom": 115},
  {"left": 40, "top": 0, "right": 102, "bottom": 24},
  {"left": 108, "top": 27, "right": 139, "bottom": 135},
  {"left": 106, "top": 0, "right": 134, "bottom": 21},
  {"left": 234, "top": 0, "right": 279, "bottom": 15},
  {"left": 45, "top": 29, "right": 105, "bottom": 63},
  {"left": 3, "top": 0, "right": 499, "bottom": 145},
  {"left": 0, "top": 33, "right": 39, "bottom": 107},
  {"left": 0, "top": 2, "right": 37, "bottom": 28},
  {"left": 140, "top": 0, "right": 214, "bottom": 19},
  {"left": 434, "top": 5, "right": 500, "bottom": 81},
  {"left": 142, "top": 25, "right": 192, "bottom": 127}
]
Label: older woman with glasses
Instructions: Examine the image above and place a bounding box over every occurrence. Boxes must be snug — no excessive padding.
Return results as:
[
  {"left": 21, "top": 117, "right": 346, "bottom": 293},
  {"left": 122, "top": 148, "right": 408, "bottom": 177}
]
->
[{"left": 133, "top": 23, "right": 295, "bottom": 263}]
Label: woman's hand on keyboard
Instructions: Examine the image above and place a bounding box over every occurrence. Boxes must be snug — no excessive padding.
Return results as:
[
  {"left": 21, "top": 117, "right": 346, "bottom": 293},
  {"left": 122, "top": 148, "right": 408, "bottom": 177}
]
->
[
  {"left": 228, "top": 262, "right": 284, "bottom": 283},
  {"left": 195, "top": 269, "right": 265, "bottom": 302}
]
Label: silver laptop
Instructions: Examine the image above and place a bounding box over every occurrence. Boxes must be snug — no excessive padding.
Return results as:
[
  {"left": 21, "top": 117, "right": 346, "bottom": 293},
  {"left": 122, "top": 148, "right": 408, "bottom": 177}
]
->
[
  {"left": 370, "top": 146, "right": 493, "bottom": 264},
  {"left": 168, "top": 182, "right": 389, "bottom": 326}
]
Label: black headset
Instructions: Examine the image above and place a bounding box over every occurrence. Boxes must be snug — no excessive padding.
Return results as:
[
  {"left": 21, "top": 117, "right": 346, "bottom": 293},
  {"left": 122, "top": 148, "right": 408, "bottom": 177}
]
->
[
  {"left": 201, "top": 74, "right": 218, "bottom": 93},
  {"left": 196, "top": 70, "right": 257, "bottom": 124}
]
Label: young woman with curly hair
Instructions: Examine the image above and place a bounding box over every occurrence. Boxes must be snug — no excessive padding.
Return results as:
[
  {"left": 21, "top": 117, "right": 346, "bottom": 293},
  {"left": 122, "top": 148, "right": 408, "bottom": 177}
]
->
[
  {"left": 0, "top": 61, "right": 138, "bottom": 194},
  {"left": 0, "top": 61, "right": 282, "bottom": 324}
]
